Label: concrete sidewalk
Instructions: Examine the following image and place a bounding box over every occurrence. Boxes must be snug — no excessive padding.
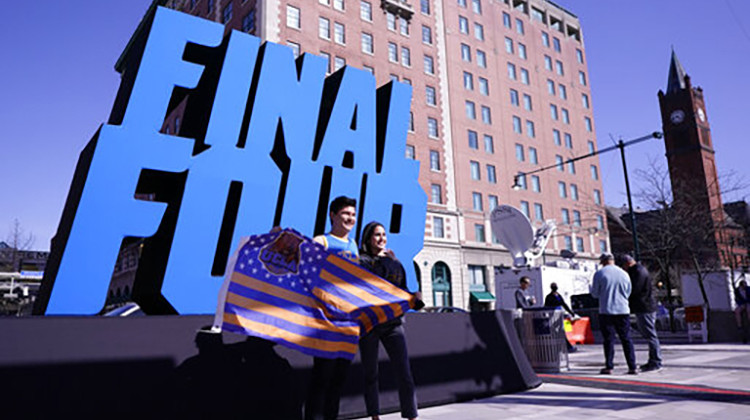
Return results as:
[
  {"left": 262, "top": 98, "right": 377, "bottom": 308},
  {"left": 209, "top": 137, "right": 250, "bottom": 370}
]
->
[{"left": 362, "top": 342, "right": 750, "bottom": 419}]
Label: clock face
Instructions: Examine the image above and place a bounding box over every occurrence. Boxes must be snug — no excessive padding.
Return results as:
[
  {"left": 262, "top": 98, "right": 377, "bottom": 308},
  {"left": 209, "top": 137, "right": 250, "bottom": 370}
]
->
[
  {"left": 697, "top": 108, "right": 706, "bottom": 122},
  {"left": 670, "top": 109, "right": 685, "bottom": 125}
]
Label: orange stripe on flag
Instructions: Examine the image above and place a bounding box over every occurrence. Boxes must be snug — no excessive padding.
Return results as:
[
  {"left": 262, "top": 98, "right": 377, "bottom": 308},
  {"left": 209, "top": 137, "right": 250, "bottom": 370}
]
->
[
  {"left": 326, "top": 255, "right": 414, "bottom": 301},
  {"left": 230, "top": 271, "right": 333, "bottom": 318},
  {"left": 319, "top": 269, "right": 388, "bottom": 323}
]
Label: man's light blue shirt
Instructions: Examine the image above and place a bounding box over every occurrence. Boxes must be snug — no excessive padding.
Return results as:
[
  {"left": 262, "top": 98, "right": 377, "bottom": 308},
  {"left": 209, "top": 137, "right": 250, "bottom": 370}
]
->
[{"left": 591, "top": 264, "right": 631, "bottom": 315}]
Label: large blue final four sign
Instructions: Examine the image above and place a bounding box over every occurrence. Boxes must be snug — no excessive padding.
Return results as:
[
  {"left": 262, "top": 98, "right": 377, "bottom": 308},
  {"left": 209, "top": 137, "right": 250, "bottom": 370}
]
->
[{"left": 35, "top": 7, "right": 426, "bottom": 315}]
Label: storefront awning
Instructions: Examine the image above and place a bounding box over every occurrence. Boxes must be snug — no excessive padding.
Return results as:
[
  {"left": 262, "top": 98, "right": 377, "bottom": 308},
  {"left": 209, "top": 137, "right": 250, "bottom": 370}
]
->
[{"left": 470, "top": 291, "right": 495, "bottom": 303}]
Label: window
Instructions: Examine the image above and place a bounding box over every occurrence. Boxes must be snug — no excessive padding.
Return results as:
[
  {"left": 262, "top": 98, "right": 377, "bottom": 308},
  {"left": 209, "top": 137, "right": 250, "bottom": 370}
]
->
[
  {"left": 334, "top": 22, "right": 346, "bottom": 44},
  {"left": 531, "top": 175, "right": 541, "bottom": 192},
  {"left": 242, "top": 10, "right": 256, "bottom": 32},
  {"left": 505, "top": 37, "right": 514, "bottom": 54},
  {"left": 487, "top": 165, "right": 497, "bottom": 183},
  {"left": 582, "top": 93, "right": 590, "bottom": 109},
  {"left": 481, "top": 106, "right": 492, "bottom": 124},
  {"left": 558, "top": 181, "right": 567, "bottom": 198},
  {"left": 430, "top": 150, "right": 441, "bottom": 171},
  {"left": 507, "top": 62, "right": 517, "bottom": 80},
  {"left": 503, "top": 12, "right": 511, "bottom": 28},
  {"left": 387, "top": 12, "right": 397, "bottom": 30},
  {"left": 522, "top": 94, "right": 532, "bottom": 111},
  {"left": 518, "top": 43, "right": 527, "bottom": 59},
  {"left": 465, "top": 101, "right": 476, "bottom": 119},
  {"left": 334, "top": 0, "right": 345, "bottom": 11},
  {"left": 222, "top": 2, "right": 233, "bottom": 23},
  {"left": 484, "top": 135, "right": 494, "bottom": 153},
  {"left": 573, "top": 210, "right": 581, "bottom": 226},
  {"left": 409, "top": 111, "right": 414, "bottom": 131},
  {"left": 319, "top": 17, "right": 331, "bottom": 39},
  {"left": 399, "top": 17, "right": 409, "bottom": 35},
  {"left": 585, "top": 117, "right": 593, "bottom": 132},
  {"left": 320, "top": 0, "right": 330, "bottom": 5},
  {"left": 597, "top": 214, "right": 605, "bottom": 230},
  {"left": 513, "top": 116, "right": 522, "bottom": 134},
  {"left": 555, "top": 155, "right": 564, "bottom": 171},
  {"left": 590, "top": 165, "right": 599, "bottom": 180},
  {"left": 542, "top": 31, "right": 550, "bottom": 47},
  {"left": 421, "top": 0, "right": 430, "bottom": 14},
  {"left": 422, "top": 25, "right": 432, "bottom": 44},
  {"left": 525, "top": 120, "right": 535, "bottom": 138},
  {"left": 463, "top": 71, "right": 474, "bottom": 90},
  {"left": 516, "top": 173, "right": 527, "bottom": 190},
  {"left": 576, "top": 236, "right": 584, "bottom": 251},
  {"left": 515, "top": 144, "right": 525, "bottom": 161},
  {"left": 553, "top": 129, "right": 561, "bottom": 146},
  {"left": 588, "top": 141, "right": 595, "bottom": 153},
  {"left": 470, "top": 161, "right": 480, "bottom": 180},
  {"left": 489, "top": 195, "right": 499, "bottom": 210},
  {"left": 461, "top": 43, "right": 471, "bottom": 62},
  {"left": 550, "top": 104, "right": 558, "bottom": 120},
  {"left": 555, "top": 60, "right": 564, "bottom": 75},
  {"left": 388, "top": 42, "right": 398, "bottom": 62},
  {"left": 564, "top": 236, "right": 573, "bottom": 251},
  {"left": 474, "top": 225, "right": 486, "bottom": 242},
  {"left": 553, "top": 36, "right": 561, "bottom": 52},
  {"left": 459, "top": 16, "right": 469, "bottom": 34},
  {"left": 458, "top": 0, "right": 467, "bottom": 7},
  {"left": 516, "top": 18, "right": 524, "bottom": 35},
  {"left": 510, "top": 89, "right": 519, "bottom": 106},
  {"left": 579, "top": 71, "right": 587, "bottom": 86},
  {"left": 287, "top": 5, "right": 301, "bottom": 28},
  {"left": 434, "top": 216, "right": 444, "bottom": 238},
  {"left": 472, "top": 192, "right": 483, "bottom": 211},
  {"left": 544, "top": 55, "right": 552, "bottom": 70},
  {"left": 471, "top": 0, "right": 482, "bottom": 14},
  {"left": 426, "top": 85, "right": 437, "bottom": 106},
  {"left": 570, "top": 184, "right": 579, "bottom": 201},
  {"left": 468, "top": 130, "right": 478, "bottom": 149},
  {"left": 476, "top": 50, "right": 487, "bottom": 68},
  {"left": 360, "top": 1, "right": 372, "bottom": 20},
  {"left": 534, "top": 203, "right": 544, "bottom": 221},
  {"left": 561, "top": 209, "right": 570, "bottom": 224},
  {"left": 599, "top": 240, "right": 608, "bottom": 253},
  {"left": 564, "top": 133, "right": 572, "bottom": 149},
  {"left": 405, "top": 144, "right": 415, "bottom": 159},
  {"left": 431, "top": 184, "right": 442, "bottom": 204},
  {"left": 547, "top": 79, "right": 556, "bottom": 95},
  {"left": 401, "top": 47, "right": 411, "bottom": 66},
  {"left": 474, "top": 23, "right": 484, "bottom": 41},
  {"left": 576, "top": 48, "right": 584, "bottom": 63},
  {"left": 334, "top": 56, "right": 346, "bottom": 70},
  {"left": 361, "top": 32, "right": 373, "bottom": 54},
  {"left": 424, "top": 55, "right": 435, "bottom": 74},
  {"left": 288, "top": 41, "right": 300, "bottom": 58},
  {"left": 559, "top": 84, "right": 567, "bottom": 100},
  {"left": 428, "top": 117, "right": 439, "bottom": 137},
  {"left": 320, "top": 52, "right": 331, "bottom": 73},
  {"left": 562, "top": 108, "right": 570, "bottom": 124},
  {"left": 594, "top": 189, "right": 602, "bottom": 205},
  {"left": 478, "top": 77, "right": 489, "bottom": 95},
  {"left": 529, "top": 147, "right": 538, "bottom": 164},
  {"left": 520, "top": 201, "right": 530, "bottom": 218},
  {"left": 567, "top": 160, "right": 575, "bottom": 174}
]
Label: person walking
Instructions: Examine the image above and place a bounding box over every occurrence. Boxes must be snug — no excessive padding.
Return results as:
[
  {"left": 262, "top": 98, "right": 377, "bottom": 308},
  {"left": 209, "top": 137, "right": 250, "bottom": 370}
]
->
[
  {"left": 515, "top": 277, "right": 536, "bottom": 309},
  {"left": 620, "top": 254, "right": 662, "bottom": 372},
  {"left": 591, "top": 253, "right": 637, "bottom": 375},
  {"left": 735, "top": 280, "right": 749, "bottom": 343},
  {"left": 358, "top": 221, "right": 420, "bottom": 420}
]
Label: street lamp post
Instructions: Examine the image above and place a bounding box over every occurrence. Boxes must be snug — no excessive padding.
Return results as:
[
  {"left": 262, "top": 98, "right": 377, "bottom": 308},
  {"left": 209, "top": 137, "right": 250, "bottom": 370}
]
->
[{"left": 513, "top": 131, "right": 663, "bottom": 261}]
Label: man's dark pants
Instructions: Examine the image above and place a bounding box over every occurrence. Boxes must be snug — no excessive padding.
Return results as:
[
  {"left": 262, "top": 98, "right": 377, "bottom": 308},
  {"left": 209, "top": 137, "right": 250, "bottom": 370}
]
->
[{"left": 599, "top": 314, "right": 636, "bottom": 370}]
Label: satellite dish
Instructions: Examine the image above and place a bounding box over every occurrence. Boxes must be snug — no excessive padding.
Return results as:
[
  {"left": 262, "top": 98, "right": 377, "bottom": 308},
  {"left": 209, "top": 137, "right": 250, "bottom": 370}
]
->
[{"left": 491, "top": 205, "right": 534, "bottom": 267}]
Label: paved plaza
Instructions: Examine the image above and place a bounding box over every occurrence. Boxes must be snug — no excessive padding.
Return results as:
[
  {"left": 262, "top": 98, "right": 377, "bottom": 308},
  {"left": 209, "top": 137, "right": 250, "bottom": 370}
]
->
[{"left": 363, "top": 340, "right": 750, "bottom": 419}]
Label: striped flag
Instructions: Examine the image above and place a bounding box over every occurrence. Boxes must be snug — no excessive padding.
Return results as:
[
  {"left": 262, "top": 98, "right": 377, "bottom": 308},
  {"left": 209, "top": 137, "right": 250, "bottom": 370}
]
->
[{"left": 213, "top": 228, "right": 417, "bottom": 359}]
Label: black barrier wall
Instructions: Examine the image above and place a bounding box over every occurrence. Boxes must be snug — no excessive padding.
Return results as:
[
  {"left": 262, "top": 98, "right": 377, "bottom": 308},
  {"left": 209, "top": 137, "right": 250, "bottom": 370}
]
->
[{"left": 0, "top": 311, "right": 539, "bottom": 419}]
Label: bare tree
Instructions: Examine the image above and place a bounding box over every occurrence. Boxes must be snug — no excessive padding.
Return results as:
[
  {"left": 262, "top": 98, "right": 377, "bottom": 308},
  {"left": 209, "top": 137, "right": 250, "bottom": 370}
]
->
[{"left": 3, "top": 219, "right": 35, "bottom": 272}]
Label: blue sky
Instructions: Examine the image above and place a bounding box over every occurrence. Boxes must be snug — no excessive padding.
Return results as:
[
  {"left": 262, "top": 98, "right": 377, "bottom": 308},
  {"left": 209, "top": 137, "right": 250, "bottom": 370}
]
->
[{"left": 1, "top": 0, "right": 749, "bottom": 250}]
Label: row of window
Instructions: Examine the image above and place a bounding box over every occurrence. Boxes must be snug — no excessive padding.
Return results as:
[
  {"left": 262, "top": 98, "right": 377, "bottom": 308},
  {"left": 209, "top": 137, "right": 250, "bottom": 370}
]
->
[
  {"left": 469, "top": 161, "right": 497, "bottom": 183},
  {"left": 457, "top": 0, "right": 483, "bottom": 15},
  {"left": 465, "top": 101, "right": 492, "bottom": 124},
  {"left": 458, "top": 16, "right": 485, "bottom": 42},
  {"left": 460, "top": 44, "right": 488, "bottom": 68}
]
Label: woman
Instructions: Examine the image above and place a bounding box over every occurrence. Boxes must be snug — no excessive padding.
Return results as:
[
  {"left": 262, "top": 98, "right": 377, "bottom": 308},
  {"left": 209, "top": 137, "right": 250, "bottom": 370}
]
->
[{"left": 358, "top": 221, "right": 419, "bottom": 420}]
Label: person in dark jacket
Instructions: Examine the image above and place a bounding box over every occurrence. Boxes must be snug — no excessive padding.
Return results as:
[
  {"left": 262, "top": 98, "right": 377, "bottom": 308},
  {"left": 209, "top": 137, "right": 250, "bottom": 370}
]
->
[
  {"left": 735, "top": 280, "right": 749, "bottom": 343},
  {"left": 515, "top": 277, "right": 536, "bottom": 309},
  {"left": 620, "top": 254, "right": 662, "bottom": 372},
  {"left": 544, "top": 282, "right": 578, "bottom": 353}
]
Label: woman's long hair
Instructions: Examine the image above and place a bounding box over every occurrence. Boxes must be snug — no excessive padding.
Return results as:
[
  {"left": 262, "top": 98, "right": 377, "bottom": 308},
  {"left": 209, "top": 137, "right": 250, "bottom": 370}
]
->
[{"left": 360, "top": 221, "right": 384, "bottom": 257}]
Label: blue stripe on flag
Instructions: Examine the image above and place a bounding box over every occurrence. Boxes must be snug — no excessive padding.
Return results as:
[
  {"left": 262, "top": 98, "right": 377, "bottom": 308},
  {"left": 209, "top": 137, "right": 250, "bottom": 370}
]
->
[{"left": 221, "top": 322, "right": 355, "bottom": 359}]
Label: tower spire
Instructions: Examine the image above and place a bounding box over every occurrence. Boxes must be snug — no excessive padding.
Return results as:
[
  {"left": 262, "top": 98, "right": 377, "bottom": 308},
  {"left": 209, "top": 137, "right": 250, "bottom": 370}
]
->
[{"left": 666, "top": 48, "right": 688, "bottom": 94}]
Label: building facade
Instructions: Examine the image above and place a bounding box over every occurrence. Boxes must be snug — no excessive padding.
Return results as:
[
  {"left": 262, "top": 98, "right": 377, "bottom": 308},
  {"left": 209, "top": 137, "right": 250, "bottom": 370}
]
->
[{"left": 116, "top": 0, "right": 607, "bottom": 311}]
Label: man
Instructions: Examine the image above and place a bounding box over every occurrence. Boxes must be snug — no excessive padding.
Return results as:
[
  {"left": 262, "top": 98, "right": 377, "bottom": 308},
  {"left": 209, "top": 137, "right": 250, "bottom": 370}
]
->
[
  {"left": 306, "top": 196, "right": 359, "bottom": 420},
  {"left": 591, "top": 253, "right": 637, "bottom": 375},
  {"left": 544, "top": 282, "right": 578, "bottom": 353},
  {"left": 735, "top": 280, "right": 749, "bottom": 343},
  {"left": 620, "top": 254, "right": 662, "bottom": 372},
  {"left": 515, "top": 276, "right": 536, "bottom": 309}
]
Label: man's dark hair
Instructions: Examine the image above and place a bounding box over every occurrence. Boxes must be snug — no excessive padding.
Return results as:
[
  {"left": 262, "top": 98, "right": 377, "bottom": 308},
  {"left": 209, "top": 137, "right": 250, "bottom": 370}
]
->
[
  {"left": 329, "top": 196, "right": 357, "bottom": 215},
  {"left": 520, "top": 276, "right": 531, "bottom": 285}
]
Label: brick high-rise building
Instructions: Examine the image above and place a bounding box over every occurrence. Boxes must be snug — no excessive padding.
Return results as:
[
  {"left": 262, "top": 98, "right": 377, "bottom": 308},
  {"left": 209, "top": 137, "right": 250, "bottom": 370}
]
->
[{"left": 115, "top": 0, "right": 607, "bottom": 311}]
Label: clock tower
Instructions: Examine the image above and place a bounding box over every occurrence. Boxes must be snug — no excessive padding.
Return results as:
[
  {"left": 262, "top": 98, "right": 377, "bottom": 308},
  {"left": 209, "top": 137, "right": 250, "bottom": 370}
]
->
[{"left": 657, "top": 49, "right": 733, "bottom": 266}]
